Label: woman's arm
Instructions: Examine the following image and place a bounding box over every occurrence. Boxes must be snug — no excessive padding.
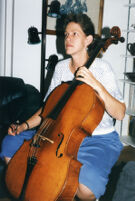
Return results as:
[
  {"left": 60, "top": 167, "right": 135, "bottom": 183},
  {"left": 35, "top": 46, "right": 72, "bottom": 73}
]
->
[
  {"left": 8, "top": 107, "right": 43, "bottom": 136},
  {"left": 94, "top": 81, "right": 126, "bottom": 120},
  {"left": 76, "top": 67, "right": 126, "bottom": 120}
]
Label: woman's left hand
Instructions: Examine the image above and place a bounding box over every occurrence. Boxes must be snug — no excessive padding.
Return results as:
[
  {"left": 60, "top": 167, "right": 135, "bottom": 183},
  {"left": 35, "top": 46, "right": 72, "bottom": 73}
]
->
[{"left": 75, "top": 66, "right": 100, "bottom": 91}]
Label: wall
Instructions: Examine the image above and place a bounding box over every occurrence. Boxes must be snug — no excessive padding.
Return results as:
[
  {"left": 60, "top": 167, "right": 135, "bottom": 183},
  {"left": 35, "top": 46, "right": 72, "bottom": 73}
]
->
[
  {"left": 0, "top": 0, "right": 4, "bottom": 75},
  {"left": 0, "top": 0, "right": 42, "bottom": 90},
  {"left": 0, "top": 0, "right": 13, "bottom": 76},
  {"left": 13, "top": 0, "right": 42, "bottom": 89}
]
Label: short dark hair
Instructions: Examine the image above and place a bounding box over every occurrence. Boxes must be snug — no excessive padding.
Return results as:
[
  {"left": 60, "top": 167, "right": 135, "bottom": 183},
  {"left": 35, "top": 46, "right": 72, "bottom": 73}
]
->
[
  {"left": 63, "top": 13, "right": 95, "bottom": 37},
  {"left": 63, "top": 13, "right": 97, "bottom": 56}
]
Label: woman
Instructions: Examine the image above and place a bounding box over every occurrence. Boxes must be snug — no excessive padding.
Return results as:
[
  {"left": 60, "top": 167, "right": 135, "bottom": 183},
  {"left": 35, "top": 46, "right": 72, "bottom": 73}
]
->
[{"left": 0, "top": 14, "right": 126, "bottom": 201}]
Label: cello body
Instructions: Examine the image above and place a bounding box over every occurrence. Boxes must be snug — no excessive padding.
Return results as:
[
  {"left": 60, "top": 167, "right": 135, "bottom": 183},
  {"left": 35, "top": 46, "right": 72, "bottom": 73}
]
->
[{"left": 5, "top": 82, "right": 104, "bottom": 201}]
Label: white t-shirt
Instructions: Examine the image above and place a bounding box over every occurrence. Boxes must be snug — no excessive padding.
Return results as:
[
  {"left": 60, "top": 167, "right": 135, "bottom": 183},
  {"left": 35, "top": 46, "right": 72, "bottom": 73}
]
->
[{"left": 44, "top": 58, "right": 124, "bottom": 135}]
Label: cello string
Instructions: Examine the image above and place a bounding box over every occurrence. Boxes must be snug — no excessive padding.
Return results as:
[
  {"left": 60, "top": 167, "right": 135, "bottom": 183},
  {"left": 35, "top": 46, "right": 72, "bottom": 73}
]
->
[
  {"left": 28, "top": 118, "right": 49, "bottom": 159},
  {"left": 28, "top": 118, "right": 54, "bottom": 159}
]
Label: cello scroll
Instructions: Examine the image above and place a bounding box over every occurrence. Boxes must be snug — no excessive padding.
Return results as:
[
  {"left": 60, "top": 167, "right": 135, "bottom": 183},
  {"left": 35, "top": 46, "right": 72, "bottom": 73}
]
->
[{"left": 102, "top": 26, "right": 125, "bottom": 51}]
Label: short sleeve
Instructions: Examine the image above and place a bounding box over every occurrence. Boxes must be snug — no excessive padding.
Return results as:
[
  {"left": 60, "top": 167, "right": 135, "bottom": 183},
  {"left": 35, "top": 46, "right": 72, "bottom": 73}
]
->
[{"left": 90, "top": 59, "right": 124, "bottom": 103}]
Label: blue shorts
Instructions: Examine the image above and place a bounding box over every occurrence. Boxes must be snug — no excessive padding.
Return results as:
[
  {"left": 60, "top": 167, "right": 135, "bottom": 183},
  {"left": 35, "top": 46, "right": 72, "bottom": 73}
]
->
[
  {"left": 77, "top": 131, "right": 123, "bottom": 199},
  {"left": 0, "top": 130, "right": 123, "bottom": 199},
  {"left": 0, "top": 129, "right": 36, "bottom": 160}
]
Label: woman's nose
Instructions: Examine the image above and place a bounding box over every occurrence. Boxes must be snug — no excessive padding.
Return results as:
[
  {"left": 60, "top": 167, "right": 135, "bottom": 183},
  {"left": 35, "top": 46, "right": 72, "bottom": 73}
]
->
[{"left": 66, "top": 34, "right": 72, "bottom": 41}]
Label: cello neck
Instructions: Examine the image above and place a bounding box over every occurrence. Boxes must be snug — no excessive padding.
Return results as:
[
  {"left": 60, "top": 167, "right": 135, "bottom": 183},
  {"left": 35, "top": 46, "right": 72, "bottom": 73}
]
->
[
  {"left": 47, "top": 79, "right": 79, "bottom": 120},
  {"left": 85, "top": 39, "right": 105, "bottom": 69}
]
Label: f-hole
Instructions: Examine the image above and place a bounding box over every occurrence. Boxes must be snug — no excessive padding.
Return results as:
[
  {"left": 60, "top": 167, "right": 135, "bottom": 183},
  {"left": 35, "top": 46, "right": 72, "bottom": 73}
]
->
[{"left": 56, "top": 133, "right": 64, "bottom": 158}]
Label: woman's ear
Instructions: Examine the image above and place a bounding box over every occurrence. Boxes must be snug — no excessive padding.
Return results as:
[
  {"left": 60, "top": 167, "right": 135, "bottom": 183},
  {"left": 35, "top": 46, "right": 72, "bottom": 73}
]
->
[{"left": 86, "top": 35, "right": 93, "bottom": 47}]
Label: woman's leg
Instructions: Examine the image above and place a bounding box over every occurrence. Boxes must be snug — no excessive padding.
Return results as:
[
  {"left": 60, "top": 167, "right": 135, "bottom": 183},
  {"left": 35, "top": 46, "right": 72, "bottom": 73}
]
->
[
  {"left": 0, "top": 130, "right": 36, "bottom": 164},
  {"left": 77, "top": 132, "right": 123, "bottom": 200},
  {"left": 76, "top": 183, "right": 96, "bottom": 201},
  {"left": 4, "top": 157, "right": 11, "bottom": 164}
]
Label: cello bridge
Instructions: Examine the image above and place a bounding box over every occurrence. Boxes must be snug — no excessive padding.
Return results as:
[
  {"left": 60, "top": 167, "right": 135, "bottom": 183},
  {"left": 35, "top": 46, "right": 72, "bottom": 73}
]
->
[{"left": 38, "top": 134, "right": 54, "bottom": 144}]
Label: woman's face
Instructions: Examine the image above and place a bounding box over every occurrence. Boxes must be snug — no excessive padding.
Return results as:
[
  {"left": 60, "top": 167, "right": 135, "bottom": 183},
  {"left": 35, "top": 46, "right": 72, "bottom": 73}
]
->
[{"left": 64, "top": 22, "right": 92, "bottom": 56}]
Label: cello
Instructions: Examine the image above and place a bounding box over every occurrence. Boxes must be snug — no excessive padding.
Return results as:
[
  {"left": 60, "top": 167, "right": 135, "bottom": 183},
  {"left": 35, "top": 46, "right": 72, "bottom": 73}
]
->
[{"left": 5, "top": 27, "right": 124, "bottom": 201}]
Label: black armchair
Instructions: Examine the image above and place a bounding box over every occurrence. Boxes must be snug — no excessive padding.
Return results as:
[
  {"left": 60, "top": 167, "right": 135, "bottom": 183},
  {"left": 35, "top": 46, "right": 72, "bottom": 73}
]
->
[
  {"left": 0, "top": 76, "right": 43, "bottom": 144},
  {"left": 0, "top": 76, "right": 43, "bottom": 198}
]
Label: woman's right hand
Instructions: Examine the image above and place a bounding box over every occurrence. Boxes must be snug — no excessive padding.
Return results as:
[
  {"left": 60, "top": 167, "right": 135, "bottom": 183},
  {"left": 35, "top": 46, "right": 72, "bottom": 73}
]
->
[
  {"left": 8, "top": 107, "right": 43, "bottom": 136},
  {"left": 8, "top": 123, "right": 27, "bottom": 136}
]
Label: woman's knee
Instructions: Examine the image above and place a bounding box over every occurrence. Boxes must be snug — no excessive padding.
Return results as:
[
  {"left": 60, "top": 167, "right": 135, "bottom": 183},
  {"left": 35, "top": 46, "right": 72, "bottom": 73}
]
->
[
  {"left": 76, "top": 183, "right": 96, "bottom": 201},
  {"left": 4, "top": 156, "right": 11, "bottom": 164}
]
